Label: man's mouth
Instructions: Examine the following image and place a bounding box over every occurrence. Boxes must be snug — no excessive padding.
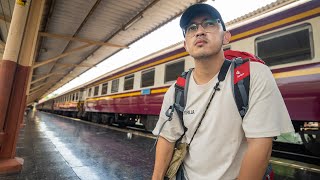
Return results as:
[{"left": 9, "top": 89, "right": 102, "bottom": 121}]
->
[{"left": 194, "top": 39, "right": 207, "bottom": 46}]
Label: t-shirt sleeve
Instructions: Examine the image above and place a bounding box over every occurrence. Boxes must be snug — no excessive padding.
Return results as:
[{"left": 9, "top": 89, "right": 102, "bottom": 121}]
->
[
  {"left": 152, "top": 84, "right": 184, "bottom": 142},
  {"left": 242, "top": 62, "right": 294, "bottom": 138}
]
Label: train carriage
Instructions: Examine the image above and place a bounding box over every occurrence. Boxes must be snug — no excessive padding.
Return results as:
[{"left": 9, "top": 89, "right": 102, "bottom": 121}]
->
[{"left": 37, "top": 0, "right": 320, "bottom": 157}]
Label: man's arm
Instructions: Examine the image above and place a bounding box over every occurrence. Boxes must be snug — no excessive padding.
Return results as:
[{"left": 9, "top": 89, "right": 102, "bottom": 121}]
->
[
  {"left": 238, "top": 137, "right": 273, "bottom": 180},
  {"left": 152, "top": 136, "right": 175, "bottom": 180}
]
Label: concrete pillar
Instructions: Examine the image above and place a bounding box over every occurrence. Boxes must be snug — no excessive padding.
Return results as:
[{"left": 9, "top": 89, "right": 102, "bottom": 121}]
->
[
  {"left": 17, "top": 0, "right": 46, "bottom": 127},
  {"left": 0, "top": 0, "right": 45, "bottom": 174}
]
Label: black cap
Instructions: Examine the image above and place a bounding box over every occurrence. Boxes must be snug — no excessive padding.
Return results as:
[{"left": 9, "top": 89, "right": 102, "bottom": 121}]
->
[{"left": 180, "top": 3, "right": 226, "bottom": 31}]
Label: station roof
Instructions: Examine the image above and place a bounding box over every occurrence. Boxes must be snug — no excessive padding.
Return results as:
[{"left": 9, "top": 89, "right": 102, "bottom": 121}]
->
[
  {"left": 0, "top": 0, "right": 298, "bottom": 105},
  {"left": 0, "top": 0, "right": 205, "bottom": 105}
]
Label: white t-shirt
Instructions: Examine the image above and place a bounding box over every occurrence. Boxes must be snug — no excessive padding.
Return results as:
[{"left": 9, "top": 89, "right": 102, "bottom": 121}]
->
[{"left": 153, "top": 62, "right": 294, "bottom": 180}]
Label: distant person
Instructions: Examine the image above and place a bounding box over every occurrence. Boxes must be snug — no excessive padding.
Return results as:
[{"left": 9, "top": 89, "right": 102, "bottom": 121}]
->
[{"left": 152, "top": 3, "right": 294, "bottom": 180}]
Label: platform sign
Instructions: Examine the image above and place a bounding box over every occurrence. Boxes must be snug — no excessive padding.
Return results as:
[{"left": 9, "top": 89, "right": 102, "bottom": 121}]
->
[{"left": 141, "top": 89, "right": 151, "bottom": 95}]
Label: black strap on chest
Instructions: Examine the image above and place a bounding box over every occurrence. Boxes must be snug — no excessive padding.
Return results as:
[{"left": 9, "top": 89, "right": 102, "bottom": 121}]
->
[{"left": 168, "top": 60, "right": 231, "bottom": 142}]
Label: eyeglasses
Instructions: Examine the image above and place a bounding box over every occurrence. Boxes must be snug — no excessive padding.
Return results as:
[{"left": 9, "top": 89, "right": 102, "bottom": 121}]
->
[{"left": 183, "top": 19, "right": 221, "bottom": 37}]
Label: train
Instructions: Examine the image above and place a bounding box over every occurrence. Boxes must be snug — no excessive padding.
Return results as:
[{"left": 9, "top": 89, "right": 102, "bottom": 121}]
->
[{"left": 37, "top": 0, "right": 320, "bottom": 156}]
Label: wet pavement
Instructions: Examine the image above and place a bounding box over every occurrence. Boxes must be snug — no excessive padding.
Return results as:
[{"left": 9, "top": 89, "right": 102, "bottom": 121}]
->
[
  {"left": 0, "top": 111, "right": 319, "bottom": 180},
  {"left": 1, "top": 111, "right": 155, "bottom": 180}
]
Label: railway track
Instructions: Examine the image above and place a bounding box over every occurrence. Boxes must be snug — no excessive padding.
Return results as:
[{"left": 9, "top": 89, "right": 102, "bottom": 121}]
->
[{"left": 272, "top": 142, "right": 320, "bottom": 166}]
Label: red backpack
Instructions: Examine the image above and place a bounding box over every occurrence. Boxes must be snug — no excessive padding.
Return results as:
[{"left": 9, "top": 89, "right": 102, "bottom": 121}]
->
[{"left": 171, "top": 50, "right": 274, "bottom": 180}]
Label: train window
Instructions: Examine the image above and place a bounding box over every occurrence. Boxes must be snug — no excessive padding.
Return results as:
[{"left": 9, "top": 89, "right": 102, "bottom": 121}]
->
[
  {"left": 124, "top": 74, "right": 134, "bottom": 91},
  {"left": 75, "top": 92, "right": 78, "bottom": 101},
  {"left": 94, "top": 86, "right": 99, "bottom": 96},
  {"left": 255, "top": 24, "right": 313, "bottom": 66},
  {"left": 165, "top": 60, "right": 185, "bottom": 83},
  {"left": 88, "top": 88, "right": 92, "bottom": 97},
  {"left": 141, "top": 68, "right": 155, "bottom": 88},
  {"left": 101, "top": 83, "right": 108, "bottom": 95},
  {"left": 111, "top": 79, "right": 119, "bottom": 93}
]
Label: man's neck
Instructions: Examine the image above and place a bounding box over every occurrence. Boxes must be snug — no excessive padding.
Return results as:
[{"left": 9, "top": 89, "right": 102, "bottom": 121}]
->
[{"left": 193, "top": 53, "right": 225, "bottom": 85}]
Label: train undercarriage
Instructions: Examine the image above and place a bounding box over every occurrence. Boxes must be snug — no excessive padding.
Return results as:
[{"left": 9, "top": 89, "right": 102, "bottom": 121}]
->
[
  {"left": 43, "top": 110, "right": 158, "bottom": 132},
  {"left": 275, "top": 121, "right": 320, "bottom": 160},
  {"left": 297, "top": 122, "right": 320, "bottom": 157}
]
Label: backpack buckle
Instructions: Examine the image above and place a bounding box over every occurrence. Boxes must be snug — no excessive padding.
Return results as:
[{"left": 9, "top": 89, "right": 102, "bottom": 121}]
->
[
  {"left": 239, "top": 106, "right": 248, "bottom": 117},
  {"left": 234, "top": 57, "right": 243, "bottom": 65},
  {"left": 165, "top": 105, "right": 175, "bottom": 119}
]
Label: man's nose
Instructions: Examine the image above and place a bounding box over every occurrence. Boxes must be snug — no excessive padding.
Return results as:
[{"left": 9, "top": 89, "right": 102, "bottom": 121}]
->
[{"left": 195, "top": 25, "right": 206, "bottom": 36}]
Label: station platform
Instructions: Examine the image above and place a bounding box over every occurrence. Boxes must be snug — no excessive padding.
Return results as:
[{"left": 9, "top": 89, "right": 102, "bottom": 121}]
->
[{"left": 1, "top": 111, "right": 319, "bottom": 180}]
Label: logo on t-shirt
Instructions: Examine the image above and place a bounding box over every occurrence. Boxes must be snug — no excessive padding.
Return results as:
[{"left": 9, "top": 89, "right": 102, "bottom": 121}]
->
[{"left": 184, "top": 109, "right": 195, "bottom": 115}]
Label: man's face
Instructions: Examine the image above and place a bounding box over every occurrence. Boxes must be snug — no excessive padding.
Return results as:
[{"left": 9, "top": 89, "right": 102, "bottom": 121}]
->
[{"left": 183, "top": 15, "right": 228, "bottom": 60}]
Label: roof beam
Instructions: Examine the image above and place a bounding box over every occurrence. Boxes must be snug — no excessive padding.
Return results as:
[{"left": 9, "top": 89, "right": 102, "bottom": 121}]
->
[
  {"left": 31, "top": 72, "right": 64, "bottom": 84},
  {"left": 32, "top": 72, "right": 65, "bottom": 77},
  {"left": 55, "top": 62, "right": 94, "bottom": 68},
  {"left": 29, "top": 84, "right": 47, "bottom": 93},
  {"left": 39, "top": 32, "right": 128, "bottom": 49},
  {"left": 29, "top": 80, "right": 57, "bottom": 92},
  {"left": 29, "top": 85, "right": 51, "bottom": 95},
  {"left": 0, "top": 14, "right": 11, "bottom": 23},
  {"left": 33, "top": 43, "right": 92, "bottom": 68}
]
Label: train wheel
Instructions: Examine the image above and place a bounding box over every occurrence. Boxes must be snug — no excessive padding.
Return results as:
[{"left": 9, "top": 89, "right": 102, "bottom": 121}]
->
[
  {"left": 92, "top": 114, "right": 101, "bottom": 123},
  {"left": 108, "top": 116, "right": 114, "bottom": 125},
  {"left": 299, "top": 130, "right": 320, "bottom": 157},
  {"left": 101, "top": 116, "right": 108, "bottom": 125}
]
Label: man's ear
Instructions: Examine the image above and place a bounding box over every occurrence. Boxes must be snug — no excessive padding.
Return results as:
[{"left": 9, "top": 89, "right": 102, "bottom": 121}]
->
[
  {"left": 184, "top": 41, "right": 188, "bottom": 51},
  {"left": 223, "top": 31, "right": 231, "bottom": 45}
]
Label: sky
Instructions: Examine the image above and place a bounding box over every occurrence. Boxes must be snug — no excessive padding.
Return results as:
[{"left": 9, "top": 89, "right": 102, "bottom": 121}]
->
[{"left": 46, "top": 0, "right": 278, "bottom": 99}]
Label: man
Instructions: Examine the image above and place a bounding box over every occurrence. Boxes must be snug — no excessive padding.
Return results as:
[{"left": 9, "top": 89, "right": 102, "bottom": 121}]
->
[{"left": 152, "top": 3, "right": 294, "bottom": 180}]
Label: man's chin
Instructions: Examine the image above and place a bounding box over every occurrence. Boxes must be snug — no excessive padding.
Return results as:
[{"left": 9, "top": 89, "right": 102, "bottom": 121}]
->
[{"left": 192, "top": 53, "right": 213, "bottom": 60}]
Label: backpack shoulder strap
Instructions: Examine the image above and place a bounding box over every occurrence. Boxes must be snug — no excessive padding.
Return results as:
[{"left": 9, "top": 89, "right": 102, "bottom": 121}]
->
[
  {"left": 173, "top": 68, "right": 193, "bottom": 134},
  {"left": 231, "top": 58, "right": 250, "bottom": 119}
]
